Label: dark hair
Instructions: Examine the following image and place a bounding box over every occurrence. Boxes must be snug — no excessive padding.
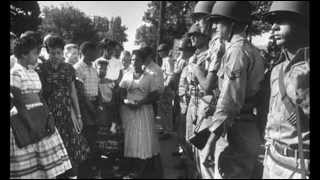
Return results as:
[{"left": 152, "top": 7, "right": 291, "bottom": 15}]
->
[
  {"left": 45, "top": 35, "right": 65, "bottom": 52},
  {"left": 20, "top": 31, "right": 42, "bottom": 45},
  {"left": 96, "top": 59, "right": 108, "bottom": 66},
  {"left": 132, "top": 49, "right": 145, "bottom": 62},
  {"left": 13, "top": 34, "right": 40, "bottom": 59},
  {"left": 98, "top": 38, "right": 112, "bottom": 49},
  {"left": 80, "top": 41, "right": 97, "bottom": 55},
  {"left": 140, "top": 46, "right": 155, "bottom": 59}
]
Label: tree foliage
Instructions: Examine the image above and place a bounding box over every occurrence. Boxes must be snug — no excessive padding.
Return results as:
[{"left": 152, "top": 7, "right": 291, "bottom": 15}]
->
[
  {"left": 105, "top": 17, "right": 128, "bottom": 45},
  {"left": 135, "top": 1, "right": 273, "bottom": 48},
  {"left": 39, "top": 5, "right": 97, "bottom": 45},
  {"left": 136, "top": 1, "right": 197, "bottom": 49},
  {"left": 38, "top": 4, "right": 128, "bottom": 46},
  {"left": 10, "top": 1, "right": 42, "bottom": 36}
]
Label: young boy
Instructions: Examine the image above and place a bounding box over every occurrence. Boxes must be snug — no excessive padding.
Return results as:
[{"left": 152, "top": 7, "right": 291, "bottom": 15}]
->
[{"left": 74, "top": 41, "right": 101, "bottom": 178}]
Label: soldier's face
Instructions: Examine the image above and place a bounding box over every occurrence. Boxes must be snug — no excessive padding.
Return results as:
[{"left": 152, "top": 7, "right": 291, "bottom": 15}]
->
[
  {"left": 270, "top": 18, "right": 300, "bottom": 47},
  {"left": 211, "top": 19, "right": 231, "bottom": 41}
]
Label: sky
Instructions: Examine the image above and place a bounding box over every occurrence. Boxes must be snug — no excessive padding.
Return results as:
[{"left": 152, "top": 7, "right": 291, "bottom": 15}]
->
[{"left": 38, "top": 1, "right": 150, "bottom": 51}]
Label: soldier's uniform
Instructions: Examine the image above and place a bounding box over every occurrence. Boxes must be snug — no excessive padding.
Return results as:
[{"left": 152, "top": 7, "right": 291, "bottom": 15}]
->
[
  {"left": 262, "top": 1, "right": 310, "bottom": 179},
  {"left": 206, "top": 1, "right": 265, "bottom": 178}
]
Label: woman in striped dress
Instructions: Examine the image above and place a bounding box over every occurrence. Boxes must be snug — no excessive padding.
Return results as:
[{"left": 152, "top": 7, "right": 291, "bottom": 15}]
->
[
  {"left": 10, "top": 33, "right": 72, "bottom": 179},
  {"left": 119, "top": 49, "right": 160, "bottom": 177}
]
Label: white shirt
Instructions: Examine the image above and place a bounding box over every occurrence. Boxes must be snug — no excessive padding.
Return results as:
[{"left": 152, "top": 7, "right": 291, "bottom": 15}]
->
[{"left": 106, "top": 57, "right": 123, "bottom": 81}]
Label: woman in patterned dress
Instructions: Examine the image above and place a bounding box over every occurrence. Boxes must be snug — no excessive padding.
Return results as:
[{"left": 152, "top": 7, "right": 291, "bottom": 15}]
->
[
  {"left": 119, "top": 49, "right": 160, "bottom": 178},
  {"left": 37, "top": 35, "right": 90, "bottom": 179},
  {"left": 10, "top": 32, "right": 72, "bottom": 179}
]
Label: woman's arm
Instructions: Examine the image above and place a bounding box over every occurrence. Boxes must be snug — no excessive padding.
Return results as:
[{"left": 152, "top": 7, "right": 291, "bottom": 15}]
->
[{"left": 70, "top": 81, "right": 81, "bottom": 119}]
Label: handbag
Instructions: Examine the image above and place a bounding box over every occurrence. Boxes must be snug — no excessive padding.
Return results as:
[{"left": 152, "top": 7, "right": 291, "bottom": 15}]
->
[
  {"left": 188, "top": 95, "right": 216, "bottom": 150},
  {"left": 10, "top": 88, "right": 55, "bottom": 148}
]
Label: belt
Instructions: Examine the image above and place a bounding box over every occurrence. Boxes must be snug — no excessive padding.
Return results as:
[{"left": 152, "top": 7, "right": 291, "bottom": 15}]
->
[
  {"left": 273, "top": 141, "right": 310, "bottom": 159},
  {"left": 88, "top": 96, "right": 97, "bottom": 101}
]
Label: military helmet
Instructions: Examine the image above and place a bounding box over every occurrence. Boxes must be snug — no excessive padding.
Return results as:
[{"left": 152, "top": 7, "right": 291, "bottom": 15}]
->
[
  {"left": 157, "top": 43, "right": 169, "bottom": 52},
  {"left": 264, "top": 1, "right": 309, "bottom": 23},
  {"left": 210, "top": 1, "right": 252, "bottom": 23},
  {"left": 192, "top": 1, "right": 215, "bottom": 18}
]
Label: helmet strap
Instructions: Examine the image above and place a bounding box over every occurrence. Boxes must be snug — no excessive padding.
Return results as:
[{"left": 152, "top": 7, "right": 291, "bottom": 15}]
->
[{"left": 227, "top": 22, "right": 235, "bottom": 42}]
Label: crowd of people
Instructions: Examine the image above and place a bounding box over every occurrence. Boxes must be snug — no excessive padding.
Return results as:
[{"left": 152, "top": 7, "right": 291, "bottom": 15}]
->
[{"left": 10, "top": 1, "right": 309, "bottom": 179}]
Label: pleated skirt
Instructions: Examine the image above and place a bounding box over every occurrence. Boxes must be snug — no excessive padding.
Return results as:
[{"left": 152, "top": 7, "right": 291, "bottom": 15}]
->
[
  {"left": 120, "top": 104, "right": 160, "bottom": 159},
  {"left": 10, "top": 127, "right": 72, "bottom": 179}
]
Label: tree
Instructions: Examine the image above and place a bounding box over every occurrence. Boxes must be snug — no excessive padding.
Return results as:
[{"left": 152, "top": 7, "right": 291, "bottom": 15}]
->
[
  {"left": 39, "top": 5, "right": 97, "bottom": 45},
  {"left": 105, "top": 16, "right": 128, "bottom": 45},
  {"left": 92, "top": 16, "right": 110, "bottom": 41},
  {"left": 10, "top": 1, "right": 42, "bottom": 36},
  {"left": 249, "top": 1, "right": 273, "bottom": 36},
  {"left": 135, "top": 1, "right": 273, "bottom": 48},
  {"left": 135, "top": 24, "right": 157, "bottom": 49},
  {"left": 135, "top": 1, "right": 197, "bottom": 48},
  {"left": 39, "top": 4, "right": 128, "bottom": 46}
]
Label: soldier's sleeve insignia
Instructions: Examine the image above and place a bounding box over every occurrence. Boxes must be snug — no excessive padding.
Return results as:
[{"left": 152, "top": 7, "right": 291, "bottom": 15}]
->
[{"left": 225, "top": 67, "right": 241, "bottom": 80}]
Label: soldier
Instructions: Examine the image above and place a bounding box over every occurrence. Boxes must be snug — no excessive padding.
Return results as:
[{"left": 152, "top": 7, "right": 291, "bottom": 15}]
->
[
  {"left": 262, "top": 1, "right": 309, "bottom": 179},
  {"left": 172, "top": 36, "right": 195, "bottom": 158},
  {"left": 201, "top": 1, "right": 265, "bottom": 178},
  {"left": 191, "top": 1, "right": 215, "bottom": 35},
  {"left": 180, "top": 23, "right": 214, "bottom": 178}
]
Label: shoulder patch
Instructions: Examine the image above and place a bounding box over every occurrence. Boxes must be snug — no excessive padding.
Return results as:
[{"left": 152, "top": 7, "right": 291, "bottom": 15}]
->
[{"left": 225, "top": 66, "right": 241, "bottom": 80}]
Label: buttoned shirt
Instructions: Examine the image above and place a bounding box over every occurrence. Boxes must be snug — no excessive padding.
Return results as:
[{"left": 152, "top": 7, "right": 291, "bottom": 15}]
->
[
  {"left": 209, "top": 35, "right": 265, "bottom": 133},
  {"left": 74, "top": 60, "right": 99, "bottom": 97},
  {"left": 265, "top": 47, "right": 309, "bottom": 148}
]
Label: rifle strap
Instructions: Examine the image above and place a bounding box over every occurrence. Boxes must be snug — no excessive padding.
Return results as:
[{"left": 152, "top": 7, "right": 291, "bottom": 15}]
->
[
  {"left": 278, "top": 63, "right": 296, "bottom": 125},
  {"left": 278, "top": 63, "right": 308, "bottom": 178}
]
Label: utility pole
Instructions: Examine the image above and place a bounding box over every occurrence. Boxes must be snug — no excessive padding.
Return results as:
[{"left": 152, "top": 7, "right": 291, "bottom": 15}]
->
[{"left": 156, "top": 1, "right": 165, "bottom": 65}]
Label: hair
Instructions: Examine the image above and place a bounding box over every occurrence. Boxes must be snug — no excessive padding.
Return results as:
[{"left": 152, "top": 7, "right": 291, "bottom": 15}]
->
[
  {"left": 132, "top": 49, "right": 145, "bottom": 62},
  {"left": 99, "top": 38, "right": 112, "bottom": 49},
  {"left": 80, "top": 41, "right": 97, "bottom": 55},
  {"left": 120, "top": 50, "right": 131, "bottom": 59},
  {"left": 140, "top": 46, "right": 155, "bottom": 60},
  {"left": 13, "top": 34, "right": 40, "bottom": 59},
  {"left": 64, "top": 43, "right": 79, "bottom": 51},
  {"left": 20, "top": 31, "right": 42, "bottom": 46},
  {"left": 44, "top": 35, "right": 65, "bottom": 52},
  {"left": 10, "top": 32, "right": 17, "bottom": 40}
]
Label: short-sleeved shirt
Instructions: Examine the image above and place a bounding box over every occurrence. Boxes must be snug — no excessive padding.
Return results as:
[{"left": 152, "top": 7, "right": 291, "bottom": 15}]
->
[
  {"left": 119, "top": 71, "right": 157, "bottom": 102},
  {"left": 11, "top": 63, "right": 42, "bottom": 94},
  {"left": 74, "top": 60, "right": 99, "bottom": 97},
  {"left": 11, "top": 63, "right": 43, "bottom": 110},
  {"left": 174, "top": 56, "right": 188, "bottom": 74},
  {"left": 161, "top": 56, "right": 175, "bottom": 81},
  {"left": 98, "top": 78, "right": 113, "bottom": 103},
  {"left": 144, "top": 61, "right": 165, "bottom": 94},
  {"left": 265, "top": 47, "right": 309, "bottom": 148},
  {"left": 95, "top": 57, "right": 123, "bottom": 81},
  {"left": 209, "top": 35, "right": 265, "bottom": 132}
]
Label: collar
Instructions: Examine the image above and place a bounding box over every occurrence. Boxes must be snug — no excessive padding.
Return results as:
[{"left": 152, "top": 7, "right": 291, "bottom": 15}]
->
[
  {"left": 226, "top": 34, "right": 247, "bottom": 50},
  {"left": 81, "top": 59, "right": 93, "bottom": 67},
  {"left": 281, "top": 47, "right": 309, "bottom": 72},
  {"left": 12, "top": 62, "right": 34, "bottom": 72}
]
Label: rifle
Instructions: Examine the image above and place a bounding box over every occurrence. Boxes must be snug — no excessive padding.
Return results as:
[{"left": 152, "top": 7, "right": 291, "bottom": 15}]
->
[{"left": 296, "top": 105, "right": 307, "bottom": 179}]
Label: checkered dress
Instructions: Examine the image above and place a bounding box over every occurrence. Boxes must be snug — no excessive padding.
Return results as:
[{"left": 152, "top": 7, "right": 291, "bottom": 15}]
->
[{"left": 10, "top": 63, "right": 71, "bottom": 179}]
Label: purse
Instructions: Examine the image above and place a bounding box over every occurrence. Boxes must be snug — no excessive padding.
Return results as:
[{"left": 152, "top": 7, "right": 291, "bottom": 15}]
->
[
  {"left": 10, "top": 87, "right": 55, "bottom": 148},
  {"left": 188, "top": 95, "right": 216, "bottom": 150}
]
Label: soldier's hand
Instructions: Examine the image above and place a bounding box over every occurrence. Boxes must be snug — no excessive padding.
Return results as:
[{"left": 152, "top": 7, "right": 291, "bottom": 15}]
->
[{"left": 202, "top": 132, "right": 217, "bottom": 168}]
